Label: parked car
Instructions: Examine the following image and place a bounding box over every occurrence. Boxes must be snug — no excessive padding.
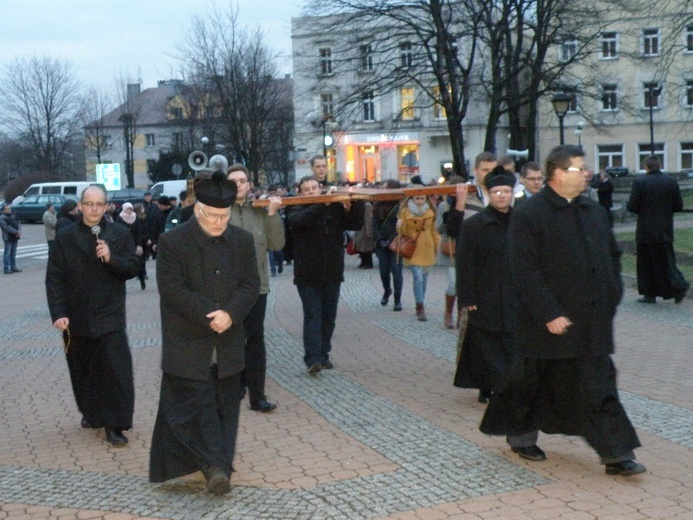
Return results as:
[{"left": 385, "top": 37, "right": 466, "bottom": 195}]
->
[
  {"left": 605, "top": 166, "right": 629, "bottom": 178},
  {"left": 11, "top": 194, "right": 73, "bottom": 223},
  {"left": 107, "top": 188, "right": 147, "bottom": 212}
]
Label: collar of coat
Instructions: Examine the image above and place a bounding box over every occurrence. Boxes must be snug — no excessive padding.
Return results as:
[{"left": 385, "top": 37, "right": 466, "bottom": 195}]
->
[
  {"left": 189, "top": 215, "right": 232, "bottom": 247},
  {"left": 544, "top": 184, "right": 593, "bottom": 208}
]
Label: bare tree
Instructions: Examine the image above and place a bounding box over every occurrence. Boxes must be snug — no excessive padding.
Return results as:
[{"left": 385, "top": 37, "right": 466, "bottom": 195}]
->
[
  {"left": 0, "top": 54, "right": 85, "bottom": 177},
  {"left": 305, "top": 0, "right": 480, "bottom": 178},
  {"left": 179, "top": 4, "right": 292, "bottom": 185},
  {"left": 112, "top": 74, "right": 143, "bottom": 188},
  {"left": 83, "top": 86, "right": 112, "bottom": 165}
]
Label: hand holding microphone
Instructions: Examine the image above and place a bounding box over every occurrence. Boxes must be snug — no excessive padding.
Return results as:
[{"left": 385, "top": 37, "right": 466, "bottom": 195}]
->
[{"left": 92, "top": 226, "right": 107, "bottom": 263}]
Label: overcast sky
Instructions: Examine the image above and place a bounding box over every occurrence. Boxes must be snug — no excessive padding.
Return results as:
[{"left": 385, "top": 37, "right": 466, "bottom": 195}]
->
[{"left": 1, "top": 0, "right": 304, "bottom": 91}]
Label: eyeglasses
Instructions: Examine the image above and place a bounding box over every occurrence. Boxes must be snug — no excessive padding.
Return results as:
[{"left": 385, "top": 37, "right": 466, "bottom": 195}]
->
[
  {"left": 197, "top": 203, "right": 231, "bottom": 222},
  {"left": 491, "top": 190, "right": 513, "bottom": 196},
  {"left": 81, "top": 201, "right": 106, "bottom": 209},
  {"left": 562, "top": 167, "right": 586, "bottom": 173}
]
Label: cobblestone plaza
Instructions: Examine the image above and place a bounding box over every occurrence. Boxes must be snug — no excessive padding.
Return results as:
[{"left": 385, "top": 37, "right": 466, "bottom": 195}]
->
[{"left": 0, "top": 224, "right": 691, "bottom": 519}]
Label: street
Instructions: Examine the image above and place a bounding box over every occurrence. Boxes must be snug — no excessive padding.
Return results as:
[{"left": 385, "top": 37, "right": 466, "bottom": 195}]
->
[{"left": 0, "top": 222, "right": 691, "bottom": 519}]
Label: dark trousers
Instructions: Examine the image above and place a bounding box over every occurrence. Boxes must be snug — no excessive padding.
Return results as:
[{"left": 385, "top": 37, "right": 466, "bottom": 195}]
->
[
  {"left": 268, "top": 250, "right": 283, "bottom": 274},
  {"left": 636, "top": 242, "right": 689, "bottom": 299},
  {"left": 66, "top": 329, "right": 134, "bottom": 430},
  {"left": 241, "top": 294, "right": 268, "bottom": 405},
  {"left": 149, "top": 369, "right": 241, "bottom": 483},
  {"left": 297, "top": 283, "right": 341, "bottom": 366},
  {"left": 375, "top": 246, "right": 403, "bottom": 301}
]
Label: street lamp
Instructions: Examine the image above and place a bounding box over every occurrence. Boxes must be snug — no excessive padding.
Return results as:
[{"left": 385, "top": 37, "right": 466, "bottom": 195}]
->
[
  {"left": 309, "top": 112, "right": 336, "bottom": 157},
  {"left": 646, "top": 84, "right": 661, "bottom": 155},
  {"left": 575, "top": 121, "right": 584, "bottom": 150},
  {"left": 551, "top": 93, "right": 573, "bottom": 145}
]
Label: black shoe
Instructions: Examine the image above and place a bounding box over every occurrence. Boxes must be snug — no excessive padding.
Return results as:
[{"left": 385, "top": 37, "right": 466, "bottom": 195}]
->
[
  {"left": 637, "top": 296, "right": 656, "bottom": 304},
  {"left": 3, "top": 271, "right": 11, "bottom": 275},
  {"left": 674, "top": 289, "right": 687, "bottom": 304},
  {"left": 393, "top": 302, "right": 402, "bottom": 311},
  {"left": 11, "top": 268, "right": 21, "bottom": 273},
  {"left": 278, "top": 266, "right": 283, "bottom": 274},
  {"left": 140, "top": 278, "right": 146, "bottom": 290},
  {"left": 307, "top": 363, "right": 322, "bottom": 374},
  {"left": 250, "top": 399, "right": 277, "bottom": 412},
  {"left": 478, "top": 390, "right": 492, "bottom": 404},
  {"left": 322, "top": 360, "right": 334, "bottom": 369},
  {"left": 81, "top": 417, "right": 97, "bottom": 429},
  {"left": 205, "top": 467, "right": 231, "bottom": 495},
  {"left": 105, "top": 428, "right": 128, "bottom": 448},
  {"left": 605, "top": 460, "right": 646, "bottom": 477},
  {"left": 511, "top": 445, "right": 547, "bottom": 461},
  {"left": 381, "top": 289, "right": 392, "bottom": 306}
]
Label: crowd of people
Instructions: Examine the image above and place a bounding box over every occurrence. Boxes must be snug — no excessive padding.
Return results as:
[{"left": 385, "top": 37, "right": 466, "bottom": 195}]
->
[{"left": 36, "top": 146, "right": 692, "bottom": 495}]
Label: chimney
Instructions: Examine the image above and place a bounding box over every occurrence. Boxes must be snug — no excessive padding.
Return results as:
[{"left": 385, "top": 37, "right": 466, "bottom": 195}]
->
[{"left": 127, "top": 83, "right": 141, "bottom": 102}]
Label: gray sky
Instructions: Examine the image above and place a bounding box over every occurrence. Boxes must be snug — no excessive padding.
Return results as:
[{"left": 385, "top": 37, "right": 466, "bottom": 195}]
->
[{"left": 0, "top": 0, "right": 302, "bottom": 91}]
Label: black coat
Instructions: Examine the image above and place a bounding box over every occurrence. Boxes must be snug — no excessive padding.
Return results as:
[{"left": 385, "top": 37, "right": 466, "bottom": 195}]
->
[
  {"left": 510, "top": 185, "right": 623, "bottom": 359},
  {"left": 456, "top": 206, "right": 515, "bottom": 333},
  {"left": 626, "top": 170, "right": 683, "bottom": 244},
  {"left": 288, "top": 201, "right": 365, "bottom": 286},
  {"left": 46, "top": 219, "right": 140, "bottom": 337},
  {"left": 156, "top": 217, "right": 260, "bottom": 381}
]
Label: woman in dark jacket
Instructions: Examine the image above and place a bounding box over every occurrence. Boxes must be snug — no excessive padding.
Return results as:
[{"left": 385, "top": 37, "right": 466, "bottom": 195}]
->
[
  {"left": 372, "top": 180, "right": 404, "bottom": 311},
  {"left": 115, "top": 202, "right": 146, "bottom": 289}
]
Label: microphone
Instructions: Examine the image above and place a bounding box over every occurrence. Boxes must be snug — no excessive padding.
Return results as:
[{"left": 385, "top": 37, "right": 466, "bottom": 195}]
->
[{"left": 91, "top": 226, "right": 105, "bottom": 262}]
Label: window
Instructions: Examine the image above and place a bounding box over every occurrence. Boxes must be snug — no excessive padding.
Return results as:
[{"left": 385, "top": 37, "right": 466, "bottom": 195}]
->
[
  {"left": 601, "top": 84, "right": 618, "bottom": 111},
  {"left": 685, "top": 80, "right": 693, "bottom": 107},
  {"left": 601, "top": 32, "right": 618, "bottom": 59},
  {"left": 360, "top": 44, "right": 373, "bottom": 72},
  {"left": 560, "top": 37, "right": 577, "bottom": 62},
  {"left": 642, "top": 28, "right": 660, "bottom": 56},
  {"left": 686, "top": 25, "right": 693, "bottom": 52},
  {"left": 320, "top": 93, "right": 334, "bottom": 121},
  {"left": 362, "top": 91, "right": 375, "bottom": 122},
  {"left": 319, "top": 48, "right": 333, "bottom": 76},
  {"left": 638, "top": 143, "right": 665, "bottom": 170},
  {"left": 432, "top": 86, "right": 447, "bottom": 119},
  {"left": 172, "top": 132, "right": 184, "bottom": 150},
  {"left": 400, "top": 42, "right": 413, "bottom": 68},
  {"left": 643, "top": 82, "right": 661, "bottom": 109},
  {"left": 400, "top": 87, "right": 415, "bottom": 120},
  {"left": 597, "top": 144, "right": 624, "bottom": 171},
  {"left": 145, "top": 133, "right": 156, "bottom": 147},
  {"left": 681, "top": 142, "right": 693, "bottom": 170},
  {"left": 170, "top": 107, "right": 183, "bottom": 120}
]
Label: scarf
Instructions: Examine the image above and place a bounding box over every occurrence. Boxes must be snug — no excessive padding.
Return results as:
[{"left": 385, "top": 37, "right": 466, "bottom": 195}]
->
[
  {"left": 119, "top": 209, "right": 136, "bottom": 225},
  {"left": 407, "top": 198, "right": 429, "bottom": 217}
]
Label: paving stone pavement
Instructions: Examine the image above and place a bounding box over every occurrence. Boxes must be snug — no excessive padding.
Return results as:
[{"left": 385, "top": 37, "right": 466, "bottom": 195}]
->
[{"left": 0, "top": 224, "right": 691, "bottom": 519}]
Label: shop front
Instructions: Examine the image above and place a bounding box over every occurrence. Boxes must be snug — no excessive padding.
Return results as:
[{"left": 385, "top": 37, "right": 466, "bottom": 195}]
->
[{"left": 340, "top": 132, "right": 420, "bottom": 184}]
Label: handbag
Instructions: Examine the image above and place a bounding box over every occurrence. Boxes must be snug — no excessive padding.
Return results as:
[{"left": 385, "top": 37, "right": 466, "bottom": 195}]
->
[
  {"left": 440, "top": 239, "right": 455, "bottom": 256},
  {"left": 389, "top": 233, "right": 418, "bottom": 259}
]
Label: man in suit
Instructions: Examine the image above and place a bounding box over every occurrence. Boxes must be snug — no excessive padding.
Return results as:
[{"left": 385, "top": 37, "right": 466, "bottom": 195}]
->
[
  {"left": 513, "top": 162, "right": 543, "bottom": 207},
  {"left": 627, "top": 155, "right": 689, "bottom": 304},
  {"left": 149, "top": 171, "right": 260, "bottom": 495}
]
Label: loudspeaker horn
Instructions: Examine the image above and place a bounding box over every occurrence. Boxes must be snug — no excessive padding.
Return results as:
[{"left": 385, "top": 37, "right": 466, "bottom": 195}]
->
[
  {"left": 506, "top": 148, "right": 529, "bottom": 159},
  {"left": 188, "top": 151, "right": 208, "bottom": 171}
]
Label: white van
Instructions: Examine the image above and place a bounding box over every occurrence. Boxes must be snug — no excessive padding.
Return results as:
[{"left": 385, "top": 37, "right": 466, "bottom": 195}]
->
[
  {"left": 12, "top": 182, "right": 92, "bottom": 204},
  {"left": 150, "top": 180, "right": 188, "bottom": 200}
]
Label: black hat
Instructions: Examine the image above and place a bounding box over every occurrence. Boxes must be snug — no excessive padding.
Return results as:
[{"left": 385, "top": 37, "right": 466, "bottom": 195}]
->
[
  {"left": 144, "top": 190, "right": 152, "bottom": 196},
  {"left": 157, "top": 195, "right": 171, "bottom": 206},
  {"left": 195, "top": 171, "right": 237, "bottom": 208},
  {"left": 484, "top": 165, "right": 516, "bottom": 190},
  {"left": 410, "top": 174, "right": 424, "bottom": 185}
]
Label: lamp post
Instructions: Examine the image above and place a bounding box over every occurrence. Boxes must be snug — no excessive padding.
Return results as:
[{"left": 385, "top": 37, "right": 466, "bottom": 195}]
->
[
  {"left": 646, "top": 84, "right": 661, "bottom": 155},
  {"left": 575, "top": 121, "right": 584, "bottom": 150},
  {"left": 551, "top": 93, "right": 573, "bottom": 145}
]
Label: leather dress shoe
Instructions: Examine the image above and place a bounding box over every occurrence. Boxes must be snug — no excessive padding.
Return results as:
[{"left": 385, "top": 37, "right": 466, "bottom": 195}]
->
[
  {"left": 322, "top": 360, "right": 334, "bottom": 369},
  {"left": 307, "top": 362, "right": 322, "bottom": 374},
  {"left": 511, "top": 445, "right": 547, "bottom": 461},
  {"left": 250, "top": 399, "right": 277, "bottom": 412},
  {"left": 637, "top": 296, "right": 656, "bottom": 304},
  {"left": 205, "top": 467, "right": 231, "bottom": 495},
  {"left": 81, "top": 417, "right": 97, "bottom": 429},
  {"left": 478, "top": 390, "right": 492, "bottom": 404},
  {"left": 605, "top": 460, "right": 646, "bottom": 476},
  {"left": 11, "top": 268, "right": 21, "bottom": 273},
  {"left": 674, "top": 289, "right": 687, "bottom": 304},
  {"left": 105, "top": 428, "right": 128, "bottom": 447}
]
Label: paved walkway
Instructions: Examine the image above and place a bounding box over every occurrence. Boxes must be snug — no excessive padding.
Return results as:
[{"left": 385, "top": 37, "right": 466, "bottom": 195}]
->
[{"left": 0, "top": 224, "right": 691, "bottom": 519}]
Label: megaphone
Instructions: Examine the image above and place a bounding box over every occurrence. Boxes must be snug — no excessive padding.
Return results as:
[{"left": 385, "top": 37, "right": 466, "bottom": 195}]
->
[
  {"left": 506, "top": 149, "right": 529, "bottom": 159},
  {"left": 188, "top": 151, "right": 208, "bottom": 171},
  {"left": 208, "top": 154, "right": 229, "bottom": 173}
]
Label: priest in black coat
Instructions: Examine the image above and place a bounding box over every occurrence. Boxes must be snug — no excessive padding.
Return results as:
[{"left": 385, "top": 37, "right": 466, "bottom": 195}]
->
[
  {"left": 480, "top": 145, "right": 646, "bottom": 477},
  {"left": 149, "top": 172, "right": 260, "bottom": 495}
]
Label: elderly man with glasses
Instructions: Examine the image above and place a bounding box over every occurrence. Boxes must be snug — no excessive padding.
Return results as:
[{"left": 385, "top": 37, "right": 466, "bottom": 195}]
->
[{"left": 149, "top": 171, "right": 260, "bottom": 495}]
